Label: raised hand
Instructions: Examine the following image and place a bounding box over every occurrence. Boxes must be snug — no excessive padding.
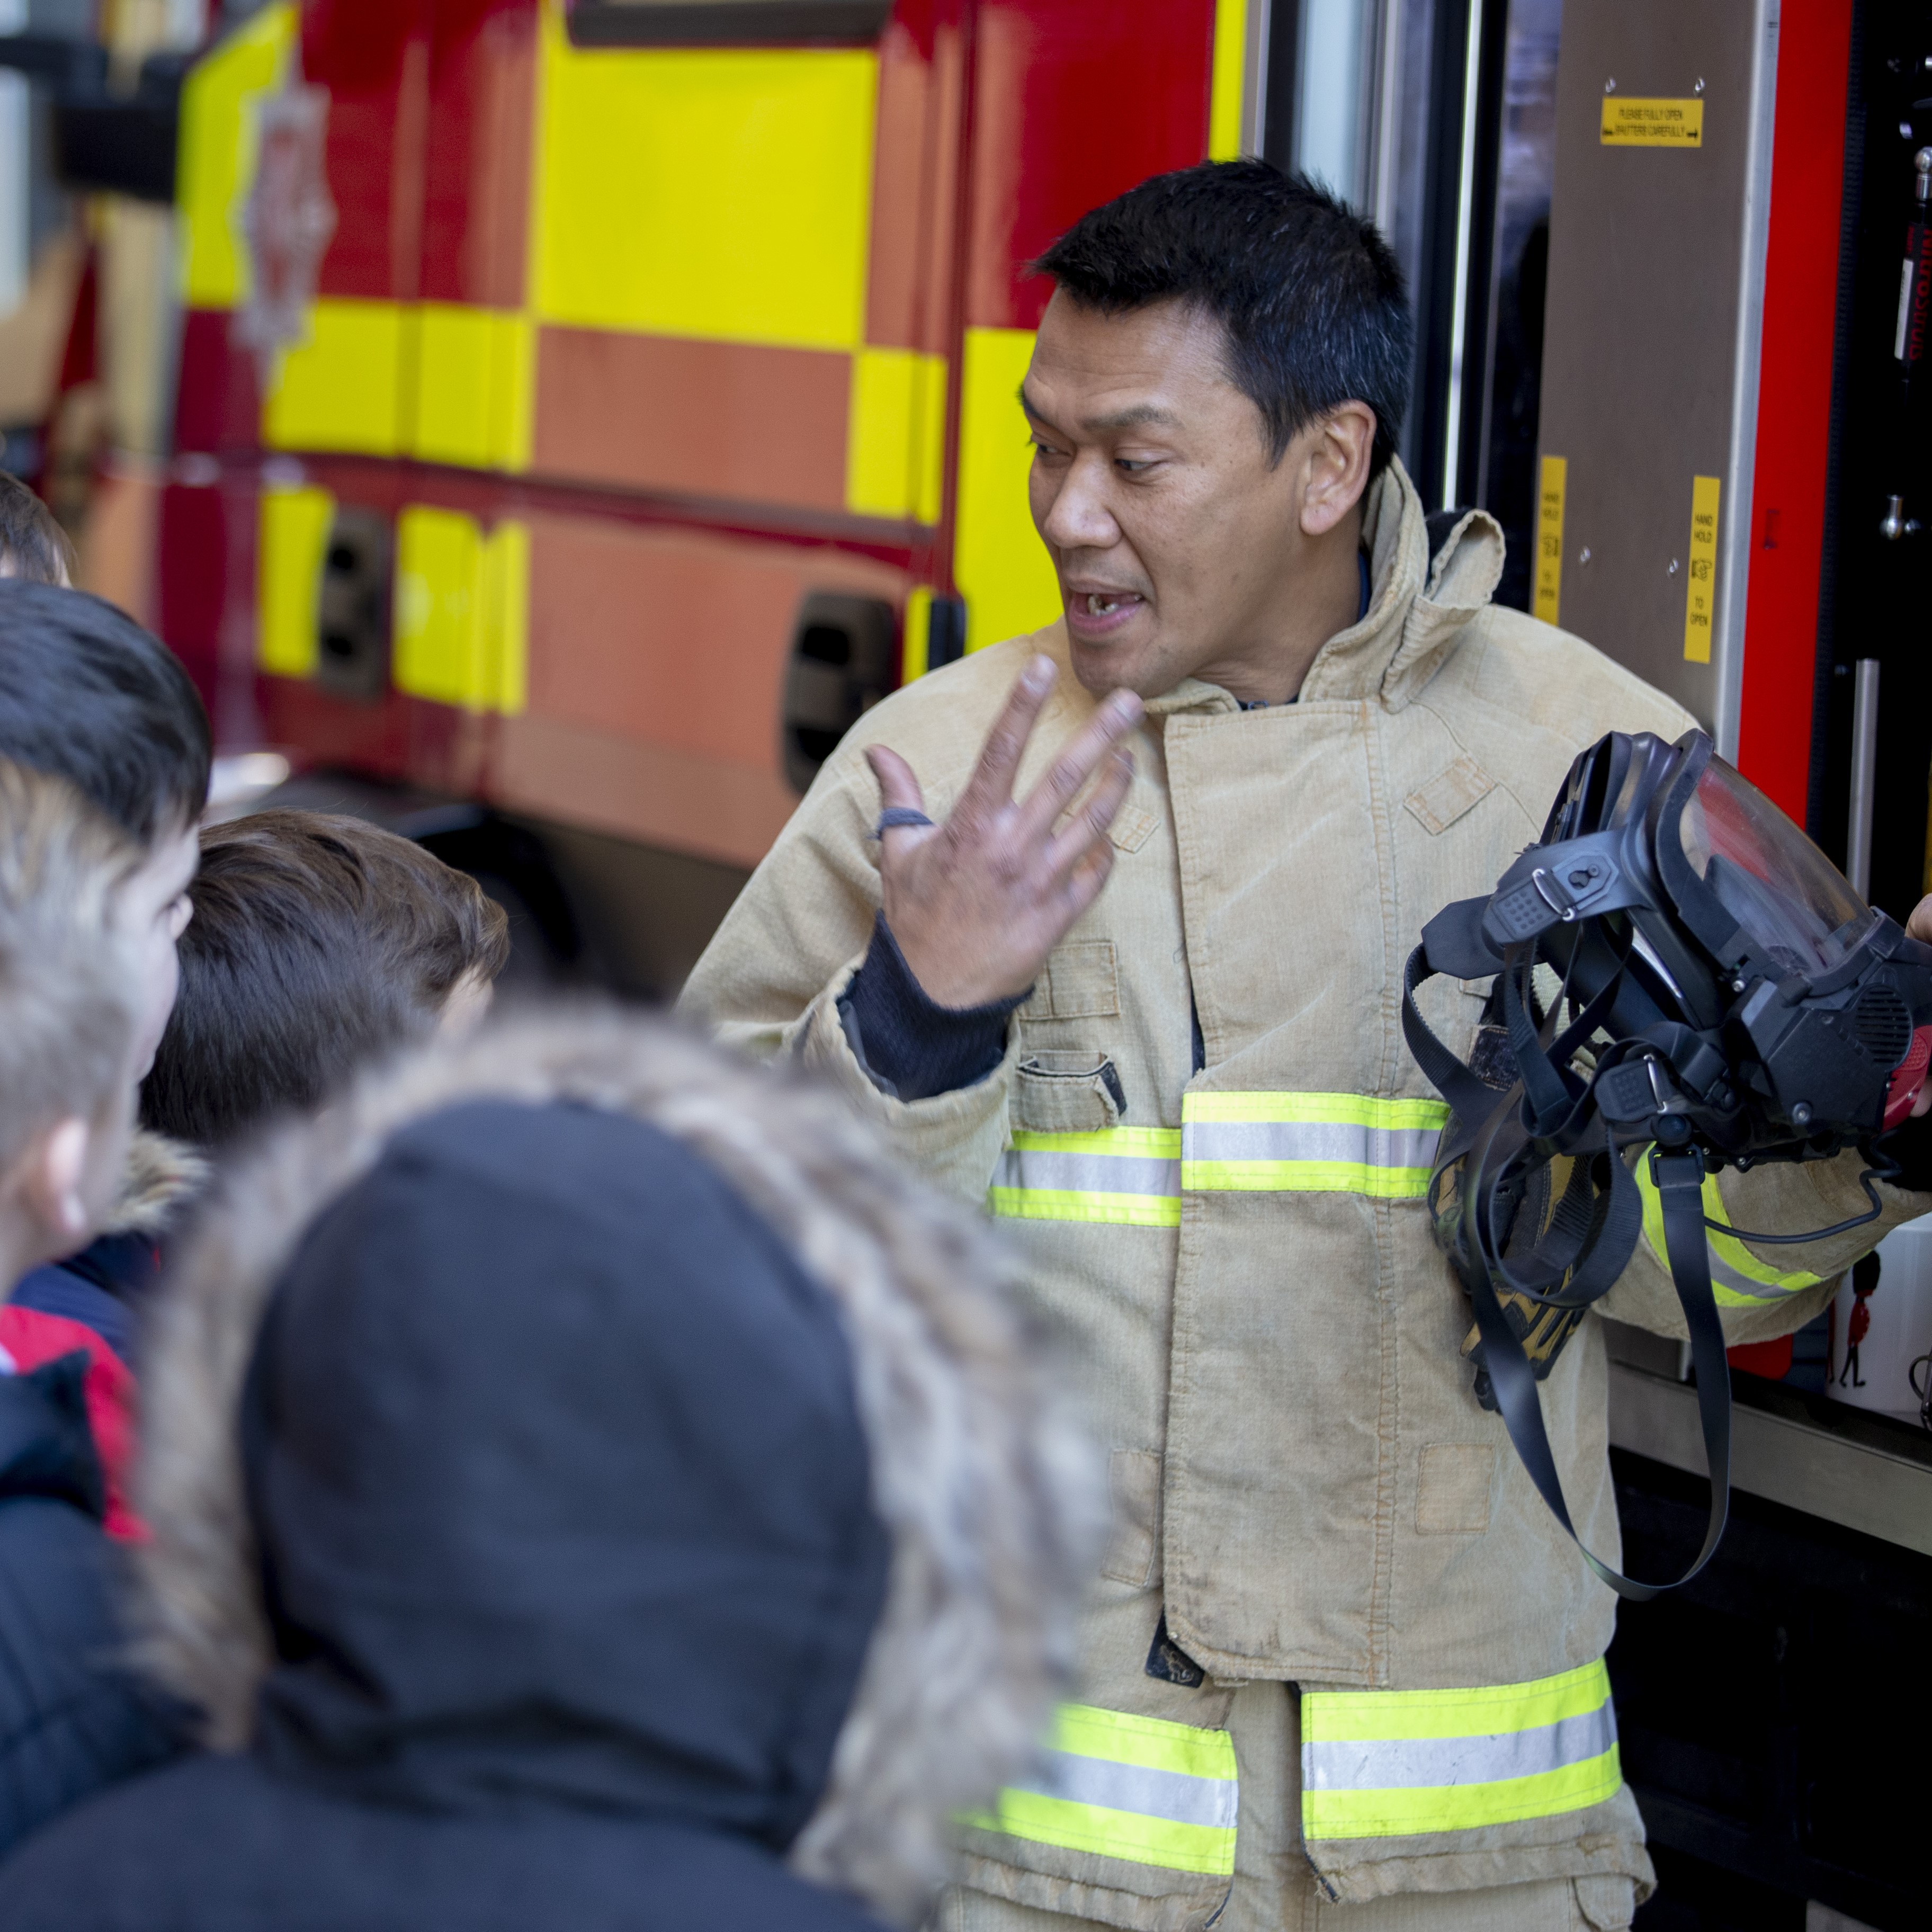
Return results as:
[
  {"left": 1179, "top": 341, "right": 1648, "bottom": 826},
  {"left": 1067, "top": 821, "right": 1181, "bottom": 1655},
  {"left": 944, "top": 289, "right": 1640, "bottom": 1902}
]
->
[{"left": 864, "top": 655, "right": 1141, "bottom": 1008}]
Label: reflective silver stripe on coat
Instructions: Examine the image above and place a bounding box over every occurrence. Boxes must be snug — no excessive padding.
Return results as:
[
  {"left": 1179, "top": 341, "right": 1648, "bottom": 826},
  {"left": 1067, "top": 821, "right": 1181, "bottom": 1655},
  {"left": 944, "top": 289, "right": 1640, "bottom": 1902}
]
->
[
  {"left": 1303, "top": 1703, "right": 1618, "bottom": 1793},
  {"left": 1018, "top": 1749, "right": 1238, "bottom": 1831},
  {"left": 991, "top": 1150, "right": 1184, "bottom": 1198},
  {"left": 1180, "top": 1120, "right": 1443, "bottom": 1171}
]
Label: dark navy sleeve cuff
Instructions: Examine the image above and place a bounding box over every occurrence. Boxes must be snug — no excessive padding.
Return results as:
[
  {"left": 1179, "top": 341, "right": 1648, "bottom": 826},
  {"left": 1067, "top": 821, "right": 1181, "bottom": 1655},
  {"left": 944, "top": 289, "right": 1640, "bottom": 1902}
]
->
[{"left": 837, "top": 912, "right": 1031, "bottom": 1102}]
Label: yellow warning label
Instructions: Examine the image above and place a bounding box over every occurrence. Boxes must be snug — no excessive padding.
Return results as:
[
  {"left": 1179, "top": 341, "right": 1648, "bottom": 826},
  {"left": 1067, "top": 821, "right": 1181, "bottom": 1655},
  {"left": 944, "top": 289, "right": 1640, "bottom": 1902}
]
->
[
  {"left": 1600, "top": 97, "right": 1704, "bottom": 147},
  {"left": 1534, "top": 455, "right": 1567, "bottom": 625},
  {"left": 1684, "top": 475, "right": 1721, "bottom": 664}
]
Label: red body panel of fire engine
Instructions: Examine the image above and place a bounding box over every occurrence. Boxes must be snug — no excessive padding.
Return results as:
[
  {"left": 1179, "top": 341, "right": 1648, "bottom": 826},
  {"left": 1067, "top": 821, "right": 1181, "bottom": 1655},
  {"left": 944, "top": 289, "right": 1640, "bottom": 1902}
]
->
[
  {"left": 304, "top": 0, "right": 430, "bottom": 302},
  {"left": 1734, "top": 0, "right": 1853, "bottom": 820},
  {"left": 964, "top": 0, "right": 1215, "bottom": 331}
]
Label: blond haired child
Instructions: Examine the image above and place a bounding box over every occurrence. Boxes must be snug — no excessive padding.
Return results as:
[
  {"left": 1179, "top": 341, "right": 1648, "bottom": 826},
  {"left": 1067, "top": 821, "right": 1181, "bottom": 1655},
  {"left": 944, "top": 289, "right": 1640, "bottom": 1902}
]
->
[{"left": 0, "top": 757, "right": 183, "bottom": 1854}]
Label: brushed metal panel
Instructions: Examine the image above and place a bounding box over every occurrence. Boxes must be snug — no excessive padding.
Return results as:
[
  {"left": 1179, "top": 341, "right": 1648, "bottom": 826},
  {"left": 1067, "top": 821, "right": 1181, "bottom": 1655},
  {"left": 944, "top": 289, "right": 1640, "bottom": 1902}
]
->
[
  {"left": 1536, "top": 0, "right": 1777, "bottom": 739},
  {"left": 1607, "top": 1363, "right": 1932, "bottom": 1558}
]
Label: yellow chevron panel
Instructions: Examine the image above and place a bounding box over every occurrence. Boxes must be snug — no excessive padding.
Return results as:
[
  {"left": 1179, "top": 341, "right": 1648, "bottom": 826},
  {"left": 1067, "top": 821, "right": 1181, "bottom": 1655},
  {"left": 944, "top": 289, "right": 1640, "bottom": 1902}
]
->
[
  {"left": 177, "top": 2, "right": 297, "bottom": 308},
  {"left": 256, "top": 482, "right": 332, "bottom": 678},
  {"left": 846, "top": 347, "right": 946, "bottom": 522},
  {"left": 954, "top": 326, "right": 1061, "bottom": 654},
  {"left": 533, "top": 9, "right": 875, "bottom": 352},
  {"left": 263, "top": 299, "right": 407, "bottom": 455},
  {"left": 410, "top": 305, "right": 535, "bottom": 472},
  {"left": 393, "top": 507, "right": 529, "bottom": 714}
]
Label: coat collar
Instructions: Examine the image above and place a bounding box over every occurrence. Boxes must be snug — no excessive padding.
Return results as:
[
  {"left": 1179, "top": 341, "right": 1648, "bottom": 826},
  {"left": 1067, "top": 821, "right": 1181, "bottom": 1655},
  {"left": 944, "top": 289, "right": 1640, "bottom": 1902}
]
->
[{"left": 1129, "top": 457, "right": 1505, "bottom": 718}]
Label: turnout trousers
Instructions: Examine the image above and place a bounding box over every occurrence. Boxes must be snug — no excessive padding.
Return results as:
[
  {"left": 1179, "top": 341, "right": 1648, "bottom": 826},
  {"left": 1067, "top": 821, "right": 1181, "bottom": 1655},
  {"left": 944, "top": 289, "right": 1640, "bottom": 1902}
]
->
[{"left": 943, "top": 1681, "right": 1638, "bottom": 1932}]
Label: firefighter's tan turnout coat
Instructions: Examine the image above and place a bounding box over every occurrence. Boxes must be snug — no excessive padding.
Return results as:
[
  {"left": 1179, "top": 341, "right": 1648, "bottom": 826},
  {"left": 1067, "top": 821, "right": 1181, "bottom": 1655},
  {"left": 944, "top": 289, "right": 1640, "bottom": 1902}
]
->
[{"left": 680, "top": 463, "right": 1923, "bottom": 1926}]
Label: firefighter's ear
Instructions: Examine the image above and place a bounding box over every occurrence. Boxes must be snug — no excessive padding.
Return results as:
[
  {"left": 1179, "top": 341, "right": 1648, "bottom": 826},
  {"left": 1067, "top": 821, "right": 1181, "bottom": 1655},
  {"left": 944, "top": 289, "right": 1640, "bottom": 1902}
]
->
[{"left": 1300, "top": 402, "right": 1376, "bottom": 537}]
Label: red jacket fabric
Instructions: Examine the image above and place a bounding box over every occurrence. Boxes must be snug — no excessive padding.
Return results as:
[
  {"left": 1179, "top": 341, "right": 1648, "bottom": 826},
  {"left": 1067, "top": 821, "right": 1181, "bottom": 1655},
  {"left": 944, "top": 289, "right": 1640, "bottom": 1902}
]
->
[{"left": 0, "top": 1309, "right": 140, "bottom": 1540}]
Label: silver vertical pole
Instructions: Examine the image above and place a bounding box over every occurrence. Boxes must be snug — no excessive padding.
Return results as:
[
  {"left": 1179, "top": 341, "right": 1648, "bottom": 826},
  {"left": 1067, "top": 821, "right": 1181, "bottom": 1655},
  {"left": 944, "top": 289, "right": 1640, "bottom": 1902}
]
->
[
  {"left": 1241, "top": 0, "right": 1272, "bottom": 157},
  {"left": 1439, "top": 0, "right": 1486, "bottom": 511},
  {"left": 1847, "top": 659, "right": 1881, "bottom": 900}
]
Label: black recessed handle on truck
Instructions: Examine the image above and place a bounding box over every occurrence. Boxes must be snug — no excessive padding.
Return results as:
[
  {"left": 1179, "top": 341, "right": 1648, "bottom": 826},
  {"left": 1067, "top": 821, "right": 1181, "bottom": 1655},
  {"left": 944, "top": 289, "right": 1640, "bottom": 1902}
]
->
[
  {"left": 314, "top": 507, "right": 393, "bottom": 704},
  {"left": 567, "top": 0, "right": 892, "bottom": 50},
  {"left": 780, "top": 592, "right": 896, "bottom": 795}
]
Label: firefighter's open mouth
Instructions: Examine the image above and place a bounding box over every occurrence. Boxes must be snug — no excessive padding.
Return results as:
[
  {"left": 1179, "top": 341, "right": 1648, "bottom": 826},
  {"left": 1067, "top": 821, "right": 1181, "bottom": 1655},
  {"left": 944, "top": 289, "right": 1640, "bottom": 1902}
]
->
[{"left": 1067, "top": 589, "right": 1147, "bottom": 638}]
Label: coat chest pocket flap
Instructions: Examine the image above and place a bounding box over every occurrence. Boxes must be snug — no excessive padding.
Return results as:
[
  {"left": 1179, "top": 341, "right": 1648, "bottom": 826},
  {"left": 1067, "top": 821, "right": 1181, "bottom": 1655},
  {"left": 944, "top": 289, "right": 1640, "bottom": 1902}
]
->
[
  {"left": 1016, "top": 1052, "right": 1128, "bottom": 1131},
  {"left": 1034, "top": 940, "right": 1120, "bottom": 1018},
  {"left": 1402, "top": 755, "right": 1495, "bottom": 836}
]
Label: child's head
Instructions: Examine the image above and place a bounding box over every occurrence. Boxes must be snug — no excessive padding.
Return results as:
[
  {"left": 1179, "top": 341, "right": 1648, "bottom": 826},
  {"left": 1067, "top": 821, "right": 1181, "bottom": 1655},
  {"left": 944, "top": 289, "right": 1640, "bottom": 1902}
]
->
[
  {"left": 140, "top": 811, "right": 512, "bottom": 1149},
  {"left": 0, "top": 757, "right": 147, "bottom": 1284},
  {"left": 0, "top": 473, "right": 76, "bottom": 587},
  {"left": 0, "top": 582, "right": 212, "bottom": 1078}
]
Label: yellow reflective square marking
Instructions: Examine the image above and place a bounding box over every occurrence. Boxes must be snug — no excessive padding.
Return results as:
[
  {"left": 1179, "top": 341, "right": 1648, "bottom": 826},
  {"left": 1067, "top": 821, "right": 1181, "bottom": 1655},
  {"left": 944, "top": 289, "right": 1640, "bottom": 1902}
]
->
[
  {"left": 954, "top": 326, "right": 1061, "bottom": 653},
  {"left": 534, "top": 12, "right": 875, "bottom": 352},
  {"left": 410, "top": 305, "right": 535, "bottom": 472},
  {"left": 177, "top": 3, "right": 296, "bottom": 309},
  {"left": 256, "top": 482, "right": 332, "bottom": 678},
  {"left": 263, "top": 299, "right": 407, "bottom": 457}
]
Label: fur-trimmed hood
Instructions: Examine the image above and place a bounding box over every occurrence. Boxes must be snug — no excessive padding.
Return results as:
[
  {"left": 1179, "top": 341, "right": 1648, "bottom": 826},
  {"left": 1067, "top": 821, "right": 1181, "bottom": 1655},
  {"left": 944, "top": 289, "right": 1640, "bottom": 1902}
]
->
[
  {"left": 98, "top": 1128, "right": 206, "bottom": 1238},
  {"left": 133, "top": 1007, "right": 1099, "bottom": 1924}
]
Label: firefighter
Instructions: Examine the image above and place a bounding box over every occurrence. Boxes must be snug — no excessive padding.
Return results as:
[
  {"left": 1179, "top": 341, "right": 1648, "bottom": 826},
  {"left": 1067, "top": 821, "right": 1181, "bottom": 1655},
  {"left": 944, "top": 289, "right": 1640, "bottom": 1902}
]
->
[{"left": 679, "top": 162, "right": 1926, "bottom": 1932}]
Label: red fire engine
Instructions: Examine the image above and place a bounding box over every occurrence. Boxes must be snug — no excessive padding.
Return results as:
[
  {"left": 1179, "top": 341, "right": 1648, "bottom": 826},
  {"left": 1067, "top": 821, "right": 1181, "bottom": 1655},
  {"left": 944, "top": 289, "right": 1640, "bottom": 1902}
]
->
[{"left": 145, "top": 0, "right": 1255, "bottom": 980}]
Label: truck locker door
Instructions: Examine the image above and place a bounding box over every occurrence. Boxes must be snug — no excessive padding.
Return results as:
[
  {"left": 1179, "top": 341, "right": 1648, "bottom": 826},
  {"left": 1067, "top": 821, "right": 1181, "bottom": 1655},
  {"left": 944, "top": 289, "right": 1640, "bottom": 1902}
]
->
[{"left": 452, "top": 0, "right": 958, "bottom": 873}]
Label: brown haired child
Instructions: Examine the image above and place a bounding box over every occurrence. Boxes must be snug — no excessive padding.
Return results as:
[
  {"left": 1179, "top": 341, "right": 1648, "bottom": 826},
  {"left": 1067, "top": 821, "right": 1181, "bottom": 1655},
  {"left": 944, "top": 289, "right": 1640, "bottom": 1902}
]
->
[{"left": 141, "top": 810, "right": 511, "bottom": 1150}]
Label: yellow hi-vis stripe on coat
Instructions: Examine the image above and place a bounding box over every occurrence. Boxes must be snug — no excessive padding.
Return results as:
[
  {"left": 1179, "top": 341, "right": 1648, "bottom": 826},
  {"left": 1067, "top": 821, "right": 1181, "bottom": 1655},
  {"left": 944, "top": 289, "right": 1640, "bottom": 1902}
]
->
[
  {"left": 1302, "top": 1659, "right": 1621, "bottom": 1840},
  {"left": 1182, "top": 1093, "right": 1448, "bottom": 1197},
  {"left": 987, "top": 1095, "right": 1450, "bottom": 1225},
  {"left": 968, "top": 1703, "right": 1238, "bottom": 1876},
  {"left": 990, "top": 1130, "right": 1182, "bottom": 1227},
  {"left": 1633, "top": 1158, "right": 1826, "bottom": 1307}
]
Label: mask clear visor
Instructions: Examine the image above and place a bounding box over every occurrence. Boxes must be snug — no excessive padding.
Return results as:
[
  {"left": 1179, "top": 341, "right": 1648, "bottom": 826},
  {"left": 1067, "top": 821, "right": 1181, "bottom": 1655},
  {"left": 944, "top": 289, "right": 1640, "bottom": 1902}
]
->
[{"left": 1678, "top": 756, "right": 1876, "bottom": 973}]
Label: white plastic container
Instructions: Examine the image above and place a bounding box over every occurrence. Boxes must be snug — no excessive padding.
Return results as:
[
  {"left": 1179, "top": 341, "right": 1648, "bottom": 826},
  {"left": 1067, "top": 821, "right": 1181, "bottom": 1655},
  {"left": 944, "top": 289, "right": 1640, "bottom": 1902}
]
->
[{"left": 1827, "top": 1217, "right": 1932, "bottom": 1426}]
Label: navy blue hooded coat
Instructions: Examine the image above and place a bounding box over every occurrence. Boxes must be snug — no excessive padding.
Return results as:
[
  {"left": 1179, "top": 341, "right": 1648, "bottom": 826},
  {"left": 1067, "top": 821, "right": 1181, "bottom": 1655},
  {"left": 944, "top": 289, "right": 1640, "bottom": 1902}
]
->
[
  {"left": 0, "top": 1354, "right": 183, "bottom": 1854},
  {"left": 0, "top": 1099, "right": 896, "bottom": 1930}
]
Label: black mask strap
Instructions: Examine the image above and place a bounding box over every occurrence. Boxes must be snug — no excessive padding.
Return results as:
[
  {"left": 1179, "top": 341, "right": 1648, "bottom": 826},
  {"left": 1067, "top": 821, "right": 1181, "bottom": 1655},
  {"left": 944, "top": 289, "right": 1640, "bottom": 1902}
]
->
[
  {"left": 1502, "top": 945, "right": 1578, "bottom": 1134},
  {"left": 1466, "top": 1141, "right": 1731, "bottom": 1601},
  {"left": 1400, "top": 943, "right": 1508, "bottom": 1127}
]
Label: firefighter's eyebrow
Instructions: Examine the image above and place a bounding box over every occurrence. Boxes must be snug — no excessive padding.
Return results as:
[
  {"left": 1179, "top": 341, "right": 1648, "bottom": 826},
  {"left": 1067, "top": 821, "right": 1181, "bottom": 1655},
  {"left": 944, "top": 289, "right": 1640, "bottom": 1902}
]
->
[
  {"left": 1081, "top": 403, "right": 1180, "bottom": 432},
  {"left": 1019, "top": 387, "right": 1179, "bottom": 434},
  {"left": 1018, "top": 384, "right": 1058, "bottom": 427}
]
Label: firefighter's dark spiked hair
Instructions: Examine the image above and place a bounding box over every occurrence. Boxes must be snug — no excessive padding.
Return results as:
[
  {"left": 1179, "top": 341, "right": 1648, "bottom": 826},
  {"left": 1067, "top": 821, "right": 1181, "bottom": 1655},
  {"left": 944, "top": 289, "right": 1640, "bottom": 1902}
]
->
[{"left": 1034, "top": 159, "right": 1412, "bottom": 477}]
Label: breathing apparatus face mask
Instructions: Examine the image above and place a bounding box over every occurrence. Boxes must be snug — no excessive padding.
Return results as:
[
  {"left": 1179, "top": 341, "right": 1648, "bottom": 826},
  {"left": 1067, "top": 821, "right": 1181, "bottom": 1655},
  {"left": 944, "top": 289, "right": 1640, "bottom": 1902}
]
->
[{"left": 1403, "top": 729, "right": 1932, "bottom": 1599}]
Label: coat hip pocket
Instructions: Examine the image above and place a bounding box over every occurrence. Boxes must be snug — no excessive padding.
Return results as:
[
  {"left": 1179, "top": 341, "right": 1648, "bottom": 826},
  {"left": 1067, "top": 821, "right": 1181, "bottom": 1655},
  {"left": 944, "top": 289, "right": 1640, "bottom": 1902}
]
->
[{"left": 1016, "top": 1052, "right": 1129, "bottom": 1131}]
